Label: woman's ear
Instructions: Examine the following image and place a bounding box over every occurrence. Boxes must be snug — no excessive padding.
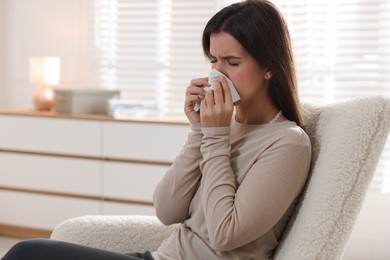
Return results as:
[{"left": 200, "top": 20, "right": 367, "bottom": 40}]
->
[{"left": 264, "top": 69, "right": 272, "bottom": 80}]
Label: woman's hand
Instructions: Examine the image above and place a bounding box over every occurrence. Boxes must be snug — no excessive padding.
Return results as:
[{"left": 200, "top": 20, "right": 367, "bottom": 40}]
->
[
  {"left": 184, "top": 78, "right": 208, "bottom": 124},
  {"left": 200, "top": 78, "right": 234, "bottom": 127}
]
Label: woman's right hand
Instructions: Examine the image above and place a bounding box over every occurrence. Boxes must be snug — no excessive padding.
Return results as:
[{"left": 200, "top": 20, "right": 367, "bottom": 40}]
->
[{"left": 184, "top": 77, "right": 208, "bottom": 124}]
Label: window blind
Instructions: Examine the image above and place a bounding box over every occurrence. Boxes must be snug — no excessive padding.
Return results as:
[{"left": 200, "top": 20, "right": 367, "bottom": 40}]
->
[
  {"left": 275, "top": 0, "right": 390, "bottom": 104},
  {"left": 87, "top": 0, "right": 163, "bottom": 101},
  {"left": 87, "top": 0, "right": 236, "bottom": 114},
  {"left": 88, "top": 0, "right": 390, "bottom": 193},
  {"left": 274, "top": 0, "right": 390, "bottom": 194}
]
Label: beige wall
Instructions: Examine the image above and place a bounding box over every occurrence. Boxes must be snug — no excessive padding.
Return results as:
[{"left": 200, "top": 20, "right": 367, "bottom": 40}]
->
[
  {"left": 1, "top": 0, "right": 90, "bottom": 109},
  {"left": 0, "top": 0, "right": 4, "bottom": 109}
]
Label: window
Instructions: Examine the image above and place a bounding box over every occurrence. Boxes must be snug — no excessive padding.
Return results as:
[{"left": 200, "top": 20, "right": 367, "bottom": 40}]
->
[
  {"left": 88, "top": 0, "right": 237, "bottom": 114},
  {"left": 274, "top": 0, "right": 390, "bottom": 194},
  {"left": 275, "top": 0, "right": 390, "bottom": 104},
  {"left": 89, "top": 0, "right": 390, "bottom": 193}
]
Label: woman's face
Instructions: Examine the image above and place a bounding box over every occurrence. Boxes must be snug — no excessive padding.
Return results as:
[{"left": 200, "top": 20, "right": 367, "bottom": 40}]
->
[{"left": 209, "top": 32, "right": 270, "bottom": 105}]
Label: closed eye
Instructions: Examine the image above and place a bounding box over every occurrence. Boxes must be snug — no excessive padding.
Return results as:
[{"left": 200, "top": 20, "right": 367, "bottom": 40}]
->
[
  {"left": 209, "top": 55, "right": 241, "bottom": 66},
  {"left": 225, "top": 56, "right": 241, "bottom": 66},
  {"left": 228, "top": 62, "right": 239, "bottom": 66}
]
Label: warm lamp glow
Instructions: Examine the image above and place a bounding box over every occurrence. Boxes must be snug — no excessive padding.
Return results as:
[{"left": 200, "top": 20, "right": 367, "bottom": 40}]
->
[
  {"left": 29, "top": 56, "right": 60, "bottom": 111},
  {"left": 29, "top": 57, "right": 60, "bottom": 85}
]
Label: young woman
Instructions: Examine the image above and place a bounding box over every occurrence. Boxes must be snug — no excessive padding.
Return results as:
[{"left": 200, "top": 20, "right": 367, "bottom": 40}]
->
[
  {"left": 152, "top": 1, "right": 311, "bottom": 259},
  {"left": 2, "top": 1, "right": 311, "bottom": 259}
]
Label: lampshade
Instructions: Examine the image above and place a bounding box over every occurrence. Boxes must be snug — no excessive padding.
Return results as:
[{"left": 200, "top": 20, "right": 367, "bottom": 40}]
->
[
  {"left": 29, "top": 56, "right": 60, "bottom": 86},
  {"left": 29, "top": 56, "right": 60, "bottom": 111}
]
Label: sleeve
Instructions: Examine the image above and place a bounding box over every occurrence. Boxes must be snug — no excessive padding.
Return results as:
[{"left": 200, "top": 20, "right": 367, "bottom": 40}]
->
[
  {"left": 153, "top": 123, "right": 203, "bottom": 225},
  {"left": 199, "top": 127, "right": 311, "bottom": 252}
]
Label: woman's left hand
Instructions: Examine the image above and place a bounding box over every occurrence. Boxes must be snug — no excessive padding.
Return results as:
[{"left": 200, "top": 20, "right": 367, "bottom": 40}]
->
[{"left": 200, "top": 78, "right": 234, "bottom": 127}]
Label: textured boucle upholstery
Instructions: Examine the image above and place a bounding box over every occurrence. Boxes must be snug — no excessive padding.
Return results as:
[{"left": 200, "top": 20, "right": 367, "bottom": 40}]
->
[
  {"left": 51, "top": 215, "right": 177, "bottom": 253},
  {"left": 51, "top": 96, "right": 390, "bottom": 259}
]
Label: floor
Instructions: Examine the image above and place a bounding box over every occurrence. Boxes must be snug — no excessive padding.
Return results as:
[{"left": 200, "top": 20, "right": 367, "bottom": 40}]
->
[{"left": 0, "top": 236, "right": 22, "bottom": 258}]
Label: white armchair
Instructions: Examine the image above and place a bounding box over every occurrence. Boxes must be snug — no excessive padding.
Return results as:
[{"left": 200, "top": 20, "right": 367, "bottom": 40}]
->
[{"left": 51, "top": 96, "right": 390, "bottom": 259}]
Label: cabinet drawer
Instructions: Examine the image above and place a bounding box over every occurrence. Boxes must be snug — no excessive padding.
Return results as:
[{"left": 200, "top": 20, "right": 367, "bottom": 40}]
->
[
  {"left": 0, "top": 115, "right": 101, "bottom": 157},
  {"left": 0, "top": 190, "right": 101, "bottom": 229},
  {"left": 102, "top": 202, "right": 156, "bottom": 216},
  {"left": 103, "top": 161, "right": 168, "bottom": 202},
  {"left": 103, "top": 122, "right": 188, "bottom": 162},
  {"left": 0, "top": 152, "right": 101, "bottom": 196}
]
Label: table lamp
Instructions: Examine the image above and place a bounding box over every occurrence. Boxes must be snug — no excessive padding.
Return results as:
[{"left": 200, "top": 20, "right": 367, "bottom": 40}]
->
[{"left": 29, "top": 56, "right": 60, "bottom": 111}]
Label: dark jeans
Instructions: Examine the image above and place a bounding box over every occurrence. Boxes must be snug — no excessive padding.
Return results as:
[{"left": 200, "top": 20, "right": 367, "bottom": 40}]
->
[{"left": 1, "top": 239, "right": 154, "bottom": 260}]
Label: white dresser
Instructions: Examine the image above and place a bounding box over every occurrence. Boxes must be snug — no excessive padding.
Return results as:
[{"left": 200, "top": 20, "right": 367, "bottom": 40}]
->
[{"left": 0, "top": 110, "right": 189, "bottom": 238}]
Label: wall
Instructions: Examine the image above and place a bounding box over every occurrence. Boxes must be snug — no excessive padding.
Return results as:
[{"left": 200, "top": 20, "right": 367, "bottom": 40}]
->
[
  {"left": 1, "top": 0, "right": 90, "bottom": 109},
  {"left": 344, "top": 191, "right": 390, "bottom": 259},
  {"left": 0, "top": 0, "right": 4, "bottom": 109}
]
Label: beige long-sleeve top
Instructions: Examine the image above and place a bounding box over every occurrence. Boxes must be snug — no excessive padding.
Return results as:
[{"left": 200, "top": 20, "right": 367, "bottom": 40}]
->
[{"left": 153, "top": 119, "right": 311, "bottom": 259}]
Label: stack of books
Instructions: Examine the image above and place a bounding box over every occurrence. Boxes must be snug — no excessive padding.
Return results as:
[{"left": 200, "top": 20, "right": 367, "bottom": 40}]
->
[{"left": 107, "top": 99, "right": 159, "bottom": 118}]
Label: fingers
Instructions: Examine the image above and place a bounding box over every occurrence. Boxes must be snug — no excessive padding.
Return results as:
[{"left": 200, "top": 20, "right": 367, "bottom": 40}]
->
[
  {"left": 186, "top": 78, "right": 208, "bottom": 97},
  {"left": 218, "top": 78, "right": 233, "bottom": 105},
  {"left": 200, "top": 77, "right": 234, "bottom": 110},
  {"left": 213, "top": 81, "right": 224, "bottom": 105},
  {"left": 185, "top": 86, "right": 205, "bottom": 100},
  {"left": 204, "top": 88, "right": 214, "bottom": 107},
  {"left": 199, "top": 78, "right": 234, "bottom": 127},
  {"left": 185, "top": 78, "right": 208, "bottom": 107},
  {"left": 185, "top": 76, "right": 234, "bottom": 127},
  {"left": 209, "top": 78, "right": 233, "bottom": 109},
  {"left": 190, "top": 78, "right": 209, "bottom": 89}
]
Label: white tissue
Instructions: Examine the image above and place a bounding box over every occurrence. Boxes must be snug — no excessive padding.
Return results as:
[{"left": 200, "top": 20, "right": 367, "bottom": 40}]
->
[{"left": 193, "top": 69, "right": 240, "bottom": 112}]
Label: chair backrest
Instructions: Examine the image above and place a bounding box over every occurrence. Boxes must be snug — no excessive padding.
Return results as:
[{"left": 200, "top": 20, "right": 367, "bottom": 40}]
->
[{"left": 274, "top": 96, "right": 390, "bottom": 260}]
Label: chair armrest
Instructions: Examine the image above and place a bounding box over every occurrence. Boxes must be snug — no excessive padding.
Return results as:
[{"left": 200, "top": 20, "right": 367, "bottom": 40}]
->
[{"left": 50, "top": 215, "right": 177, "bottom": 254}]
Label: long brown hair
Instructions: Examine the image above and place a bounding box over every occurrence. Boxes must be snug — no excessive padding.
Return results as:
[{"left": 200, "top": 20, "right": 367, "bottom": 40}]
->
[{"left": 202, "top": 0, "right": 303, "bottom": 127}]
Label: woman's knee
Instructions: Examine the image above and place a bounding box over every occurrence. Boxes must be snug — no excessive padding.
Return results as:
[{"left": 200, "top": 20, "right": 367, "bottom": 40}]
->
[{"left": 2, "top": 239, "right": 52, "bottom": 260}]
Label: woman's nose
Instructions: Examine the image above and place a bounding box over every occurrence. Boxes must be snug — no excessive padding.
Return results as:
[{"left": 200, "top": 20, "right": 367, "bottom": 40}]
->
[{"left": 212, "top": 62, "right": 226, "bottom": 75}]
